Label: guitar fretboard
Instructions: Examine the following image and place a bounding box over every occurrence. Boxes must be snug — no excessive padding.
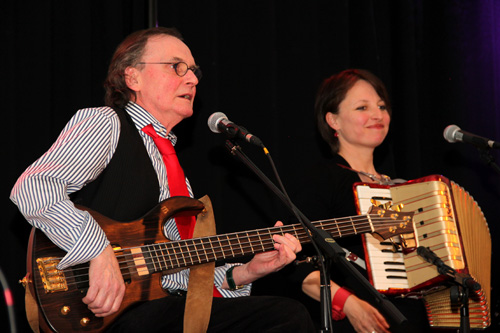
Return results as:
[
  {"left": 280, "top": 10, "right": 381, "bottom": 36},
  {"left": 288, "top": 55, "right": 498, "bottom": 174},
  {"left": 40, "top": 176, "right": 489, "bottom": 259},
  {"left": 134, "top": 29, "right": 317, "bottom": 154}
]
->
[{"left": 135, "top": 214, "right": 383, "bottom": 274}]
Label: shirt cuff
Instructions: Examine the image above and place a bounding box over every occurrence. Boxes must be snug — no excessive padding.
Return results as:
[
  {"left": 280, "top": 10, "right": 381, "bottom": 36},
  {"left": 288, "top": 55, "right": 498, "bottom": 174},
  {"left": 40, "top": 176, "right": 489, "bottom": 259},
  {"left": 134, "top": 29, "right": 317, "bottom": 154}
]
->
[{"left": 57, "top": 212, "right": 110, "bottom": 269}]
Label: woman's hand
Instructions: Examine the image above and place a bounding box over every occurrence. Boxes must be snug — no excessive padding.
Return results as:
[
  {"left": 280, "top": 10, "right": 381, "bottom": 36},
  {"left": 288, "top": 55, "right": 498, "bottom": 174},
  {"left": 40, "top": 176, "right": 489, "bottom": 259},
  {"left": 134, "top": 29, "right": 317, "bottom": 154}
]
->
[{"left": 343, "top": 294, "right": 390, "bottom": 333}]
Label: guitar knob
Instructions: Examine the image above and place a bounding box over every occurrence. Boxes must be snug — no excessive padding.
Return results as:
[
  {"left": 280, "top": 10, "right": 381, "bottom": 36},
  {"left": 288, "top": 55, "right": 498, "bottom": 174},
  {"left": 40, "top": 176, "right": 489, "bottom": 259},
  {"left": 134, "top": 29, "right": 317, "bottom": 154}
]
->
[
  {"left": 80, "top": 317, "right": 90, "bottom": 327},
  {"left": 60, "top": 306, "right": 71, "bottom": 315}
]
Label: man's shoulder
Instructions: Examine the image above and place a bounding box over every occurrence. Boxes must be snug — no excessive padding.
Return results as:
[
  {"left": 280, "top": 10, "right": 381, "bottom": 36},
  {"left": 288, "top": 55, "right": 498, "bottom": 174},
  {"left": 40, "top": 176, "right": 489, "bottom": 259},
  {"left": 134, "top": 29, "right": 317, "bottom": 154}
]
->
[
  {"left": 69, "top": 106, "right": 121, "bottom": 127},
  {"left": 76, "top": 106, "right": 118, "bottom": 118}
]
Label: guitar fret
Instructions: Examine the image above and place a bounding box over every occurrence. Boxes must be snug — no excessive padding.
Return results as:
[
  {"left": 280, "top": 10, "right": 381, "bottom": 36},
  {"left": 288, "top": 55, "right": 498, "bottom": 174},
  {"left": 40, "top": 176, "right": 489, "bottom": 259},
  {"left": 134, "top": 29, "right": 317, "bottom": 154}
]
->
[
  {"left": 334, "top": 219, "right": 341, "bottom": 237},
  {"left": 193, "top": 239, "right": 206, "bottom": 264},
  {"left": 207, "top": 236, "right": 217, "bottom": 261},
  {"left": 227, "top": 235, "right": 235, "bottom": 257},
  {"left": 367, "top": 214, "right": 374, "bottom": 233},
  {"left": 145, "top": 244, "right": 159, "bottom": 272},
  {"left": 268, "top": 229, "right": 274, "bottom": 248},
  {"left": 158, "top": 243, "right": 171, "bottom": 270},
  {"left": 216, "top": 236, "right": 226, "bottom": 259},
  {"left": 180, "top": 242, "right": 189, "bottom": 266},
  {"left": 171, "top": 243, "right": 181, "bottom": 268},
  {"left": 155, "top": 244, "right": 167, "bottom": 270},
  {"left": 148, "top": 244, "right": 159, "bottom": 271},
  {"left": 236, "top": 234, "right": 244, "bottom": 256},
  {"left": 257, "top": 231, "right": 265, "bottom": 252},
  {"left": 200, "top": 238, "right": 209, "bottom": 263},
  {"left": 350, "top": 217, "right": 357, "bottom": 234},
  {"left": 184, "top": 240, "right": 192, "bottom": 266},
  {"left": 246, "top": 232, "right": 254, "bottom": 253},
  {"left": 191, "top": 239, "right": 198, "bottom": 265},
  {"left": 318, "top": 221, "right": 324, "bottom": 237},
  {"left": 168, "top": 243, "right": 176, "bottom": 269}
]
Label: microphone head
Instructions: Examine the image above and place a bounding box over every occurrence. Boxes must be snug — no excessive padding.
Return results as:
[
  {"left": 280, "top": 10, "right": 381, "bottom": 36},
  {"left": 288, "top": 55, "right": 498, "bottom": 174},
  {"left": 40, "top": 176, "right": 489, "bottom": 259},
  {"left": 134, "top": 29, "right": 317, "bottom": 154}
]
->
[
  {"left": 443, "top": 124, "right": 461, "bottom": 143},
  {"left": 207, "top": 112, "right": 228, "bottom": 133}
]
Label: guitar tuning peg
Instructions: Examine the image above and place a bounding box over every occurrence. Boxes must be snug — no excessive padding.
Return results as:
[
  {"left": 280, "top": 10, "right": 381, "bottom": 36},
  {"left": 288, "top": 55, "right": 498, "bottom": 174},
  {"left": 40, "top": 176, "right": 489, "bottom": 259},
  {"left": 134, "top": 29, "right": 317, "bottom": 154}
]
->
[
  {"left": 387, "top": 203, "right": 403, "bottom": 212},
  {"left": 399, "top": 235, "right": 408, "bottom": 248},
  {"left": 389, "top": 237, "right": 401, "bottom": 253}
]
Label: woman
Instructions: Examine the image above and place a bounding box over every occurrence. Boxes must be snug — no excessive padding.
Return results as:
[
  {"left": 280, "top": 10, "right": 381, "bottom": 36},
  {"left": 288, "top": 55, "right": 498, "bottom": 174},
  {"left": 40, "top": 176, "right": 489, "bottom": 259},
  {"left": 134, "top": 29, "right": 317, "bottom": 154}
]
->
[{"left": 290, "top": 69, "right": 430, "bottom": 332}]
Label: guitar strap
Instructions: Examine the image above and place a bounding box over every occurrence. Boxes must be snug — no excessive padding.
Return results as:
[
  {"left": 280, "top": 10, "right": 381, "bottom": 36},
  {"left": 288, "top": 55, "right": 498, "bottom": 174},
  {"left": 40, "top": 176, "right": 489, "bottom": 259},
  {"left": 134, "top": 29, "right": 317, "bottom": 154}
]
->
[
  {"left": 22, "top": 274, "right": 40, "bottom": 333},
  {"left": 184, "top": 195, "right": 217, "bottom": 333}
]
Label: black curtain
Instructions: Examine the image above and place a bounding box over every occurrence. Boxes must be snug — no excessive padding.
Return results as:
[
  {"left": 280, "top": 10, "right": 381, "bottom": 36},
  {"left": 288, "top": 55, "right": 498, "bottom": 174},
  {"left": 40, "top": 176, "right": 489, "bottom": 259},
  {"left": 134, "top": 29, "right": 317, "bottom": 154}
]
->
[{"left": 3, "top": 1, "right": 499, "bottom": 332}]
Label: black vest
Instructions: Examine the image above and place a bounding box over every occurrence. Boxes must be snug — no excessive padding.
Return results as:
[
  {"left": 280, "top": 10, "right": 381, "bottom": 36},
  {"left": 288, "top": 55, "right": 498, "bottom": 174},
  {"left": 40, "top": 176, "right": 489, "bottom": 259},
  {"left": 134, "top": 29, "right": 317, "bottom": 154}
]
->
[{"left": 71, "top": 108, "right": 160, "bottom": 221}]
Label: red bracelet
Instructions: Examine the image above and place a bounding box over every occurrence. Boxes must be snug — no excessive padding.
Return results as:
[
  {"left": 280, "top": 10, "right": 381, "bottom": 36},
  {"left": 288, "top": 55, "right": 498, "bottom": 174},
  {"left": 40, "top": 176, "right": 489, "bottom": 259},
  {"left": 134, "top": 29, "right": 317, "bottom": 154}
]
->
[{"left": 331, "top": 287, "right": 352, "bottom": 321}]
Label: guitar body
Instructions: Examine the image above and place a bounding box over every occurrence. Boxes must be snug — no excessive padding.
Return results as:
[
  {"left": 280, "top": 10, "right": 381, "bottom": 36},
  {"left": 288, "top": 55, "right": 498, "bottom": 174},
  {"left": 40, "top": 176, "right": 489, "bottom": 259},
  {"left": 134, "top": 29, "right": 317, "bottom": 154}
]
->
[{"left": 26, "top": 196, "right": 205, "bottom": 332}]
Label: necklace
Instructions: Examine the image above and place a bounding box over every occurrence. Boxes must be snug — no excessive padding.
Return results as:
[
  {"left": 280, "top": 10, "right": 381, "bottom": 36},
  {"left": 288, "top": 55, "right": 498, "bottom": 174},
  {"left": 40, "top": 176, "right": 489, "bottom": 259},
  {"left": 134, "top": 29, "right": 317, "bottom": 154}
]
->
[{"left": 337, "top": 164, "right": 393, "bottom": 185}]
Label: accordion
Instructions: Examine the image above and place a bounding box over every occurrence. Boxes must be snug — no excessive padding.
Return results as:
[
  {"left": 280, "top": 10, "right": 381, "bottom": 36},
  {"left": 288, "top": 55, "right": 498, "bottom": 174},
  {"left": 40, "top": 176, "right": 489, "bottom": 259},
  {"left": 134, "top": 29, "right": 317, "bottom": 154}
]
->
[{"left": 354, "top": 175, "right": 491, "bottom": 329}]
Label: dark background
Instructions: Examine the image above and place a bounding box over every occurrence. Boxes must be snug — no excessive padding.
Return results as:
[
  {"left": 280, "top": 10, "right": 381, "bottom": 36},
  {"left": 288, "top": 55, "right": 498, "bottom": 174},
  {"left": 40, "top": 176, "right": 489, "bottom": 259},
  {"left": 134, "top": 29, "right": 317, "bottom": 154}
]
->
[{"left": 3, "top": 0, "right": 499, "bottom": 331}]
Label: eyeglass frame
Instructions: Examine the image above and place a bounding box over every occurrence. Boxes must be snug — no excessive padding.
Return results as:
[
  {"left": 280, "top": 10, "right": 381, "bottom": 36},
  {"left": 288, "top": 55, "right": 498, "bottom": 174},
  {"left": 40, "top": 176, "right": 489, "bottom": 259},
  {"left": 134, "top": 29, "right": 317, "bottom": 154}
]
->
[{"left": 136, "top": 61, "right": 202, "bottom": 81}]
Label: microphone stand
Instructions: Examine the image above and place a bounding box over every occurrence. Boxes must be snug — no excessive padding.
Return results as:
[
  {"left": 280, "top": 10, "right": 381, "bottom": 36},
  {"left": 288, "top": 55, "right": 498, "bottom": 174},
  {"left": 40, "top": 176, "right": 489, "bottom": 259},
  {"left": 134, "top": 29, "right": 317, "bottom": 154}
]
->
[
  {"left": 417, "top": 247, "right": 481, "bottom": 333},
  {"left": 224, "top": 140, "right": 407, "bottom": 331},
  {"left": 476, "top": 146, "right": 500, "bottom": 175}
]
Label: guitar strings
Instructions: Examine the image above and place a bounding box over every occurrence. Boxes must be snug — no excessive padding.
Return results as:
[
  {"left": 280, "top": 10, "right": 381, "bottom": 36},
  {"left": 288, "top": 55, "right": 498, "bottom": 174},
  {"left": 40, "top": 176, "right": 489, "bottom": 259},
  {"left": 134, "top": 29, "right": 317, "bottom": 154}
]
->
[
  {"left": 38, "top": 216, "right": 410, "bottom": 288},
  {"left": 42, "top": 216, "right": 404, "bottom": 278}
]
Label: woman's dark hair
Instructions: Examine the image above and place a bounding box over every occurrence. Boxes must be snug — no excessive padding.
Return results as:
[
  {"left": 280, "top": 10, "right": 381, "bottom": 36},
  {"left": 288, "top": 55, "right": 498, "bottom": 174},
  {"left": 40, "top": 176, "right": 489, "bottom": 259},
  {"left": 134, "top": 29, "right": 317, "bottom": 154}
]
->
[
  {"left": 314, "top": 69, "right": 392, "bottom": 153},
  {"left": 104, "top": 27, "right": 183, "bottom": 109}
]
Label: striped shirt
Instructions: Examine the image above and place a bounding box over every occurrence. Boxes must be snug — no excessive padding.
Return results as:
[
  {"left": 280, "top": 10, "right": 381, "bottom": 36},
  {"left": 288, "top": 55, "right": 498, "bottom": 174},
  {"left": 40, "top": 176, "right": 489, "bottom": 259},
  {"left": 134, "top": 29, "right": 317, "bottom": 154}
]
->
[{"left": 10, "top": 101, "right": 250, "bottom": 297}]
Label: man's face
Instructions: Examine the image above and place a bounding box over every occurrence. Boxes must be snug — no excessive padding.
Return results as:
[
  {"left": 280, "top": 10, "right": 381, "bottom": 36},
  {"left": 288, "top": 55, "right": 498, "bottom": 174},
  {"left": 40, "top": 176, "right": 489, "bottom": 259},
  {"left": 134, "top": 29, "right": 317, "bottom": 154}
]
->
[{"left": 127, "top": 35, "right": 199, "bottom": 131}]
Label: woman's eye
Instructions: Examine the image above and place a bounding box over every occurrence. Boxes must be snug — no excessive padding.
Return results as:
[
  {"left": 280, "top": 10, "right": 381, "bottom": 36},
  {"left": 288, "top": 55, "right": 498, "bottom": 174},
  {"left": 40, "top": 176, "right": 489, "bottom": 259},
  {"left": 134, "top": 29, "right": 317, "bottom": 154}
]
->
[
  {"left": 356, "top": 106, "right": 367, "bottom": 111},
  {"left": 379, "top": 105, "right": 387, "bottom": 110}
]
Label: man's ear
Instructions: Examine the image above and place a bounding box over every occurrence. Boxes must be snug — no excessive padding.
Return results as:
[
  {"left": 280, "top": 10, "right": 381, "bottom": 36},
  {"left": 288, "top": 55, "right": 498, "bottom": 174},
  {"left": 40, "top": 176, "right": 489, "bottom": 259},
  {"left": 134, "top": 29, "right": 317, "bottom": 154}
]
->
[
  {"left": 325, "top": 112, "right": 339, "bottom": 131},
  {"left": 124, "top": 66, "right": 140, "bottom": 91}
]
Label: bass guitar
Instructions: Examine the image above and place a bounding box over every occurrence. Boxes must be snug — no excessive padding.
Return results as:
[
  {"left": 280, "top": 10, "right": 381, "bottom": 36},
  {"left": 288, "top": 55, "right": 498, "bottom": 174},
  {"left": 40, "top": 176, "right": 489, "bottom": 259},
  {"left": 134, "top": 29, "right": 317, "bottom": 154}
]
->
[{"left": 23, "top": 196, "right": 413, "bottom": 332}]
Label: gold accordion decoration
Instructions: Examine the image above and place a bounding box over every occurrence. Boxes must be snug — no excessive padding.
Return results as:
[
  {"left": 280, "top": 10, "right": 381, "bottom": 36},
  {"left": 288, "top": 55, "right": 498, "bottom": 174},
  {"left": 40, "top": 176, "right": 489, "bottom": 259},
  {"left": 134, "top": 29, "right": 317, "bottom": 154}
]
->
[{"left": 354, "top": 175, "right": 491, "bottom": 329}]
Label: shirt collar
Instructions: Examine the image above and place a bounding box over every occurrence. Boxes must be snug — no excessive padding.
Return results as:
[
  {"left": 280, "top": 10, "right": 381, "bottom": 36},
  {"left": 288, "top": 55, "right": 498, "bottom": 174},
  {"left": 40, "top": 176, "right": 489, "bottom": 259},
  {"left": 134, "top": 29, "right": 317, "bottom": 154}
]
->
[{"left": 124, "top": 101, "right": 178, "bottom": 145}]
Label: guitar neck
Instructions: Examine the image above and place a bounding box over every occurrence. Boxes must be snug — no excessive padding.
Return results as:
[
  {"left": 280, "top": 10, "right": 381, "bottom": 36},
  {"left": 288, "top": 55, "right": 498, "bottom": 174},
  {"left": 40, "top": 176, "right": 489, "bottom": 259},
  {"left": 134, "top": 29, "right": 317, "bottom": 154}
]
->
[{"left": 140, "top": 215, "right": 373, "bottom": 273}]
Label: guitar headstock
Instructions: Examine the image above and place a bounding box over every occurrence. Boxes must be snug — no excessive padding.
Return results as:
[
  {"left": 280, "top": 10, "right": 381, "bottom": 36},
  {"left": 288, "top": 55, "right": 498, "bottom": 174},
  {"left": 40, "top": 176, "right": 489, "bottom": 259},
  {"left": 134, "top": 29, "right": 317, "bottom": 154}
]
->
[{"left": 367, "top": 206, "right": 414, "bottom": 240}]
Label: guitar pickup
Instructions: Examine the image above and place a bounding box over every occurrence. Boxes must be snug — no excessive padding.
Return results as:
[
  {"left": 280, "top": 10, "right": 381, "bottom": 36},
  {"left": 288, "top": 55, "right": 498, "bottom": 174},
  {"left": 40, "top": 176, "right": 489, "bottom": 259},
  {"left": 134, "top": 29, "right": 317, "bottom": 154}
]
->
[{"left": 36, "top": 257, "right": 68, "bottom": 293}]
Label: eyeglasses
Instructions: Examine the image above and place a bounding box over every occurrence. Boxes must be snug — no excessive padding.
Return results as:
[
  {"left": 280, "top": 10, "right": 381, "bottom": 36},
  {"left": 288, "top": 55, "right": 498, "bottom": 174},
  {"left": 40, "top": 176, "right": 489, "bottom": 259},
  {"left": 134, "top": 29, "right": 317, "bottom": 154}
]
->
[{"left": 137, "top": 61, "right": 202, "bottom": 81}]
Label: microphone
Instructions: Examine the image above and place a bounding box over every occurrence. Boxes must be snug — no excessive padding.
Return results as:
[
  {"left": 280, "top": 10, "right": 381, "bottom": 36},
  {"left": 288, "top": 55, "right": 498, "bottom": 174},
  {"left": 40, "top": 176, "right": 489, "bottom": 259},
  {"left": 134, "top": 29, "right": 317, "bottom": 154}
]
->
[
  {"left": 417, "top": 246, "right": 445, "bottom": 268},
  {"left": 417, "top": 246, "right": 480, "bottom": 291},
  {"left": 443, "top": 124, "right": 500, "bottom": 149},
  {"left": 207, "top": 112, "right": 263, "bottom": 146}
]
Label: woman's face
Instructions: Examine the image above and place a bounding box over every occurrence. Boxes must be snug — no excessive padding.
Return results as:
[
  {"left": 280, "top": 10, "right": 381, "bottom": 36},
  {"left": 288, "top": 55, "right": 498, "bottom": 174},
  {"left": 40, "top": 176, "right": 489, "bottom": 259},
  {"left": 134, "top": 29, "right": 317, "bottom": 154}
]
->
[{"left": 326, "top": 79, "right": 390, "bottom": 152}]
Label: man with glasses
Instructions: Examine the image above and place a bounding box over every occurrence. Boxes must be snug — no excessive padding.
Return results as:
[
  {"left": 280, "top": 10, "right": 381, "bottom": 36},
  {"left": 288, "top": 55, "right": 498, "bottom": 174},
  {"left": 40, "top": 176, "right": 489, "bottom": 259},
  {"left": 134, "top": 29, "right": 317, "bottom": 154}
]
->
[{"left": 10, "top": 27, "right": 314, "bottom": 332}]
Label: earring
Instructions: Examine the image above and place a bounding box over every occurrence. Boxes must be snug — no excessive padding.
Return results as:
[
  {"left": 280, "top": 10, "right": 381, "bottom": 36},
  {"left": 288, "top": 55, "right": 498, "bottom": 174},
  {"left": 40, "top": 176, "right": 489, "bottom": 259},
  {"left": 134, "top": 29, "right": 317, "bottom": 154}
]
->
[{"left": 334, "top": 131, "right": 339, "bottom": 138}]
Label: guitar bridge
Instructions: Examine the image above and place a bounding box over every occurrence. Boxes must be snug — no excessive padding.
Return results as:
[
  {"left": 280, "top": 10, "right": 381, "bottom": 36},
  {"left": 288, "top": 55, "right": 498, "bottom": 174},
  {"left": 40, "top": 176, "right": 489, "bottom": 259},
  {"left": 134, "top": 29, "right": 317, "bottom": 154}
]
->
[{"left": 36, "top": 257, "right": 68, "bottom": 293}]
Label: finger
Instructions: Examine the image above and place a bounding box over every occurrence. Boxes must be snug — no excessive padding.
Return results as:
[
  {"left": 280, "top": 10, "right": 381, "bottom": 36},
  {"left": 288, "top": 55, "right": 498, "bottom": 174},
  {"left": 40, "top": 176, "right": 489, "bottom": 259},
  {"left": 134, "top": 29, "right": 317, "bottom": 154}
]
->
[
  {"left": 273, "top": 239, "right": 297, "bottom": 265},
  {"left": 273, "top": 233, "right": 299, "bottom": 248},
  {"left": 89, "top": 290, "right": 117, "bottom": 316},
  {"left": 82, "top": 286, "right": 97, "bottom": 305},
  {"left": 86, "top": 281, "right": 124, "bottom": 316},
  {"left": 284, "top": 233, "right": 302, "bottom": 252},
  {"left": 272, "top": 234, "right": 298, "bottom": 255},
  {"left": 373, "top": 310, "right": 390, "bottom": 330}
]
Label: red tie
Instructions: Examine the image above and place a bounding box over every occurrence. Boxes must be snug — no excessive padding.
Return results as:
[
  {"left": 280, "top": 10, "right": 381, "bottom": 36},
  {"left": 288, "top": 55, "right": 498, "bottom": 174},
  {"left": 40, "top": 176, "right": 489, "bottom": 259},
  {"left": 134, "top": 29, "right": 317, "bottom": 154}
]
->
[
  {"left": 142, "top": 124, "right": 195, "bottom": 239},
  {"left": 142, "top": 124, "right": 223, "bottom": 297}
]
